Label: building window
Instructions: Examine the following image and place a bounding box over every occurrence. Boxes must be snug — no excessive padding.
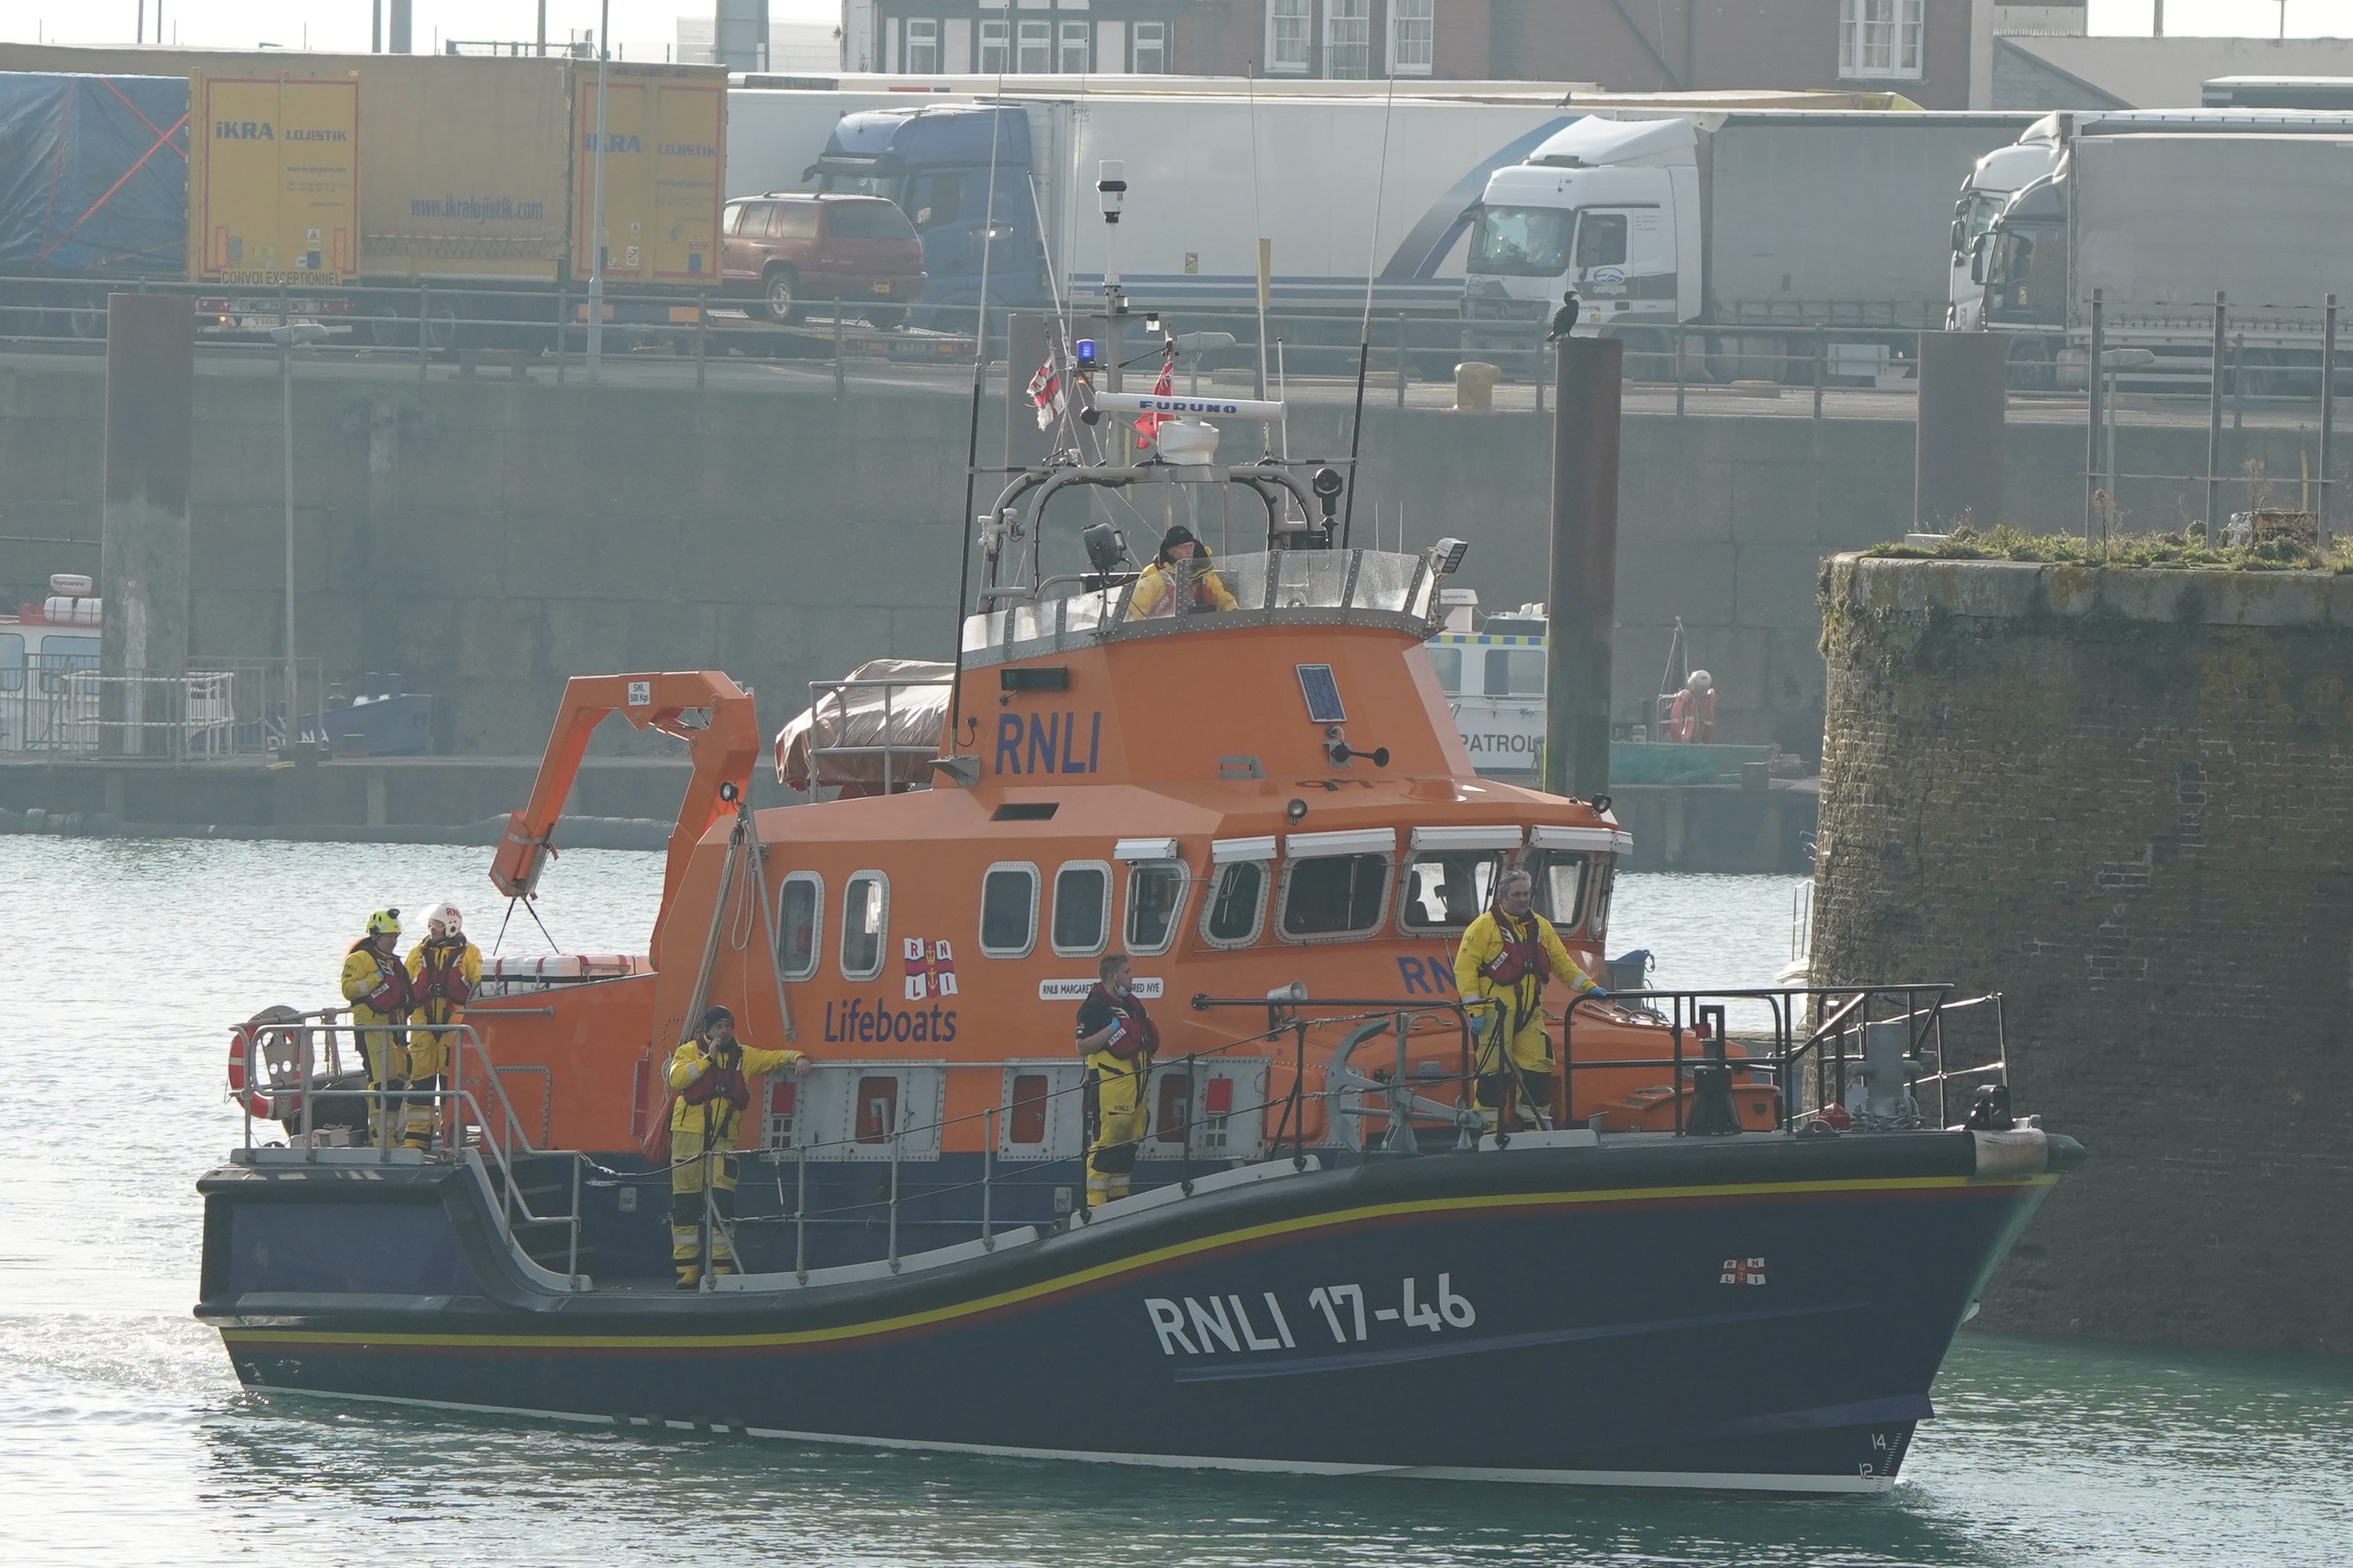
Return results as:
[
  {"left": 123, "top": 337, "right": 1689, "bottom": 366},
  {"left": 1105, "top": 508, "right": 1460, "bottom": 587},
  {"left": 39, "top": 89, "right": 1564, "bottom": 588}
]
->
[
  {"left": 777, "top": 872, "right": 823, "bottom": 981},
  {"left": 1326, "top": 0, "right": 1371, "bottom": 79},
  {"left": 1267, "top": 0, "right": 1310, "bottom": 74},
  {"left": 841, "top": 871, "right": 888, "bottom": 980},
  {"left": 1389, "top": 0, "right": 1434, "bottom": 76},
  {"left": 1018, "top": 19, "right": 1052, "bottom": 72},
  {"left": 1132, "top": 20, "right": 1166, "bottom": 73},
  {"left": 979, "top": 18, "right": 1010, "bottom": 72},
  {"left": 1059, "top": 19, "right": 1090, "bottom": 72},
  {"left": 1839, "top": 0, "right": 1923, "bottom": 80},
  {"left": 1053, "top": 861, "right": 1112, "bottom": 956},
  {"left": 979, "top": 862, "right": 1040, "bottom": 957},
  {"left": 905, "top": 17, "right": 940, "bottom": 73}
]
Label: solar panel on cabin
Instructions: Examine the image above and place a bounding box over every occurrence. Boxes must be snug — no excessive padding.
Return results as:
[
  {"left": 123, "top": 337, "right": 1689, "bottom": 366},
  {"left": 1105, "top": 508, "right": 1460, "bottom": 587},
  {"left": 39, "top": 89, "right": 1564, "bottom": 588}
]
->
[{"left": 1295, "top": 664, "right": 1346, "bottom": 724}]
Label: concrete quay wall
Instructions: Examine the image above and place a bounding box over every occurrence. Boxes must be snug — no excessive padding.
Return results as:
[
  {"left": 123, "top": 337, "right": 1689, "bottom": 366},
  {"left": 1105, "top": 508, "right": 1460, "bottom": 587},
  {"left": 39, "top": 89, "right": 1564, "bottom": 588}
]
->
[
  {"left": 1, "top": 357, "right": 2331, "bottom": 763},
  {"left": 1812, "top": 554, "right": 2353, "bottom": 1354}
]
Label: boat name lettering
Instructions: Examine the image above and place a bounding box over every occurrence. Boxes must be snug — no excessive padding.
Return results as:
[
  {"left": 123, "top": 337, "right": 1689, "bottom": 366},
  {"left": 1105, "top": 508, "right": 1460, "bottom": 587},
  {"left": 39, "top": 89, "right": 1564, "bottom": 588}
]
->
[
  {"left": 1394, "top": 956, "right": 1458, "bottom": 996},
  {"left": 1460, "top": 730, "right": 1541, "bottom": 754},
  {"left": 820, "top": 997, "right": 958, "bottom": 1044},
  {"left": 1040, "top": 977, "right": 1163, "bottom": 1000},
  {"left": 1148, "top": 1275, "right": 1475, "bottom": 1357},
  {"left": 993, "top": 710, "right": 1103, "bottom": 776}
]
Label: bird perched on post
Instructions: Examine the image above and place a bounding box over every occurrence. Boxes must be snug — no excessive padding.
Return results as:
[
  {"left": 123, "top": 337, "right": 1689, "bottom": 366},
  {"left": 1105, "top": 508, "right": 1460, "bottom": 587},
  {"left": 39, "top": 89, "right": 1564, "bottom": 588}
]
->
[{"left": 1547, "top": 293, "right": 1581, "bottom": 343}]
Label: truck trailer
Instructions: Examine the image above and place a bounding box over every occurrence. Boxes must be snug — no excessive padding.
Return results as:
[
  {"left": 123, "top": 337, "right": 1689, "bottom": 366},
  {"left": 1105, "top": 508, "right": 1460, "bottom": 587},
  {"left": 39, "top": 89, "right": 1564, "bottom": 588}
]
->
[
  {"left": 0, "top": 72, "right": 188, "bottom": 337},
  {"left": 1463, "top": 110, "right": 2035, "bottom": 377},
  {"left": 1975, "top": 132, "right": 2353, "bottom": 390}
]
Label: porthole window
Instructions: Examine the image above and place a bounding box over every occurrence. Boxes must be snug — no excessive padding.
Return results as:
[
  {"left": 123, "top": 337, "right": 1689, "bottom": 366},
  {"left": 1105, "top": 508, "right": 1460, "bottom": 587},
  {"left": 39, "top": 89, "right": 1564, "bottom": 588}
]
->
[
  {"left": 840, "top": 871, "right": 888, "bottom": 980},
  {"left": 1201, "top": 860, "right": 1268, "bottom": 947},
  {"left": 1052, "top": 860, "right": 1113, "bottom": 957},
  {"left": 777, "top": 871, "right": 823, "bottom": 980},
  {"left": 1124, "top": 860, "right": 1187, "bottom": 955},
  {"left": 979, "top": 862, "right": 1040, "bottom": 958},
  {"left": 1279, "top": 854, "right": 1390, "bottom": 941}
]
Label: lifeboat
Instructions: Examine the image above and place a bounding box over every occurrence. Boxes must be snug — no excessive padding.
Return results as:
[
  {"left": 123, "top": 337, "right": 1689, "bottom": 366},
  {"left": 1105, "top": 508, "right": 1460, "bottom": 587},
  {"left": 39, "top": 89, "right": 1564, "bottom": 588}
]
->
[{"left": 194, "top": 383, "right": 2080, "bottom": 1493}]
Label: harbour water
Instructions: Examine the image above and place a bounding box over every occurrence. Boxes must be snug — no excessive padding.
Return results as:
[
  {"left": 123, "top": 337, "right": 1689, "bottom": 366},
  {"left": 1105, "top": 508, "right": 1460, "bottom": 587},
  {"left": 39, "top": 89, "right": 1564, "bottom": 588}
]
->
[{"left": 4, "top": 839, "right": 2346, "bottom": 1566}]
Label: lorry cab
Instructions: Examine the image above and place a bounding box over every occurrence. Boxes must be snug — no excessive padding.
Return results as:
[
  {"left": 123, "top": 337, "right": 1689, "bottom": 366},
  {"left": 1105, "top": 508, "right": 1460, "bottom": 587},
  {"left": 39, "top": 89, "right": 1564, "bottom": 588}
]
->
[
  {"left": 1464, "top": 116, "right": 1700, "bottom": 340},
  {"left": 811, "top": 104, "right": 1041, "bottom": 322},
  {"left": 1975, "top": 172, "right": 2067, "bottom": 331},
  {"left": 1949, "top": 134, "right": 2062, "bottom": 329}
]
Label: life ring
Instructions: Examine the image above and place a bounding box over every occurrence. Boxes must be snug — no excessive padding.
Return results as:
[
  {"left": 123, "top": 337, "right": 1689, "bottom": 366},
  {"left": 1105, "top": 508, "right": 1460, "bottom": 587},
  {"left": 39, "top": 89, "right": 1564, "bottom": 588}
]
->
[{"left": 228, "top": 1005, "right": 308, "bottom": 1122}]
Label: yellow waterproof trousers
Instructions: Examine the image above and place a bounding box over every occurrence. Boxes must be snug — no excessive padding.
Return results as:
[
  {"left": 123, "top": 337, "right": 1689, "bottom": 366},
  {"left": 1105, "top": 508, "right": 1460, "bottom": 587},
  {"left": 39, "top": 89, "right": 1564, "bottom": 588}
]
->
[
  {"left": 1085, "top": 1052, "right": 1148, "bottom": 1205},
  {"left": 670, "top": 1130, "right": 739, "bottom": 1286},
  {"left": 364, "top": 1028, "right": 441, "bottom": 1149},
  {"left": 1471, "top": 1006, "right": 1555, "bottom": 1125}
]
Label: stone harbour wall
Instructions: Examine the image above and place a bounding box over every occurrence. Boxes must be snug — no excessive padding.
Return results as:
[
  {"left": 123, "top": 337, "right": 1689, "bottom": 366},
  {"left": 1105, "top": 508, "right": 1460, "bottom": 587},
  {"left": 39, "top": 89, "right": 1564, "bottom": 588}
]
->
[{"left": 1811, "top": 555, "right": 2353, "bottom": 1354}]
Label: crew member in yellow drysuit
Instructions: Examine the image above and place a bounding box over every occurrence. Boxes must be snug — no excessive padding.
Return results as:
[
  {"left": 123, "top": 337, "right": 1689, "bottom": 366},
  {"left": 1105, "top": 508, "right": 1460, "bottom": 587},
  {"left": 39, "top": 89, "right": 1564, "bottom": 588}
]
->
[
  {"left": 340, "top": 908, "right": 420, "bottom": 1146},
  {"left": 668, "top": 1005, "right": 809, "bottom": 1288},
  {"left": 1075, "top": 953, "right": 1158, "bottom": 1204},
  {"left": 1453, "top": 869, "right": 1606, "bottom": 1130},
  {"left": 404, "top": 902, "right": 482, "bottom": 1147},
  {"left": 1125, "top": 525, "right": 1240, "bottom": 619}
]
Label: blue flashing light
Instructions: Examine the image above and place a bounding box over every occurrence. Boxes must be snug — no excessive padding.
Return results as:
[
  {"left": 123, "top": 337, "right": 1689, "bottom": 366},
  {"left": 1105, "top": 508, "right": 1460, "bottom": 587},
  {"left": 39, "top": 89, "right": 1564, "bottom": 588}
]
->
[{"left": 1074, "top": 338, "right": 1098, "bottom": 367}]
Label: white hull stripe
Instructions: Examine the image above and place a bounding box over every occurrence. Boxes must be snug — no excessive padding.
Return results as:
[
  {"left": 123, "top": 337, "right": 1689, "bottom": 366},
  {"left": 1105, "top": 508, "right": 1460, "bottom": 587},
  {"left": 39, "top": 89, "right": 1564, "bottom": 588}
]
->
[{"left": 246, "top": 1383, "right": 1897, "bottom": 1495}]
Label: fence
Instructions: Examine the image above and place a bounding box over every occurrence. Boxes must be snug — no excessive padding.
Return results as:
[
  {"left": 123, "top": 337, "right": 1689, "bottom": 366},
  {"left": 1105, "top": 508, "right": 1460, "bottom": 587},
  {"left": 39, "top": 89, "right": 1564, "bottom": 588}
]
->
[{"left": 0, "top": 655, "right": 320, "bottom": 759}]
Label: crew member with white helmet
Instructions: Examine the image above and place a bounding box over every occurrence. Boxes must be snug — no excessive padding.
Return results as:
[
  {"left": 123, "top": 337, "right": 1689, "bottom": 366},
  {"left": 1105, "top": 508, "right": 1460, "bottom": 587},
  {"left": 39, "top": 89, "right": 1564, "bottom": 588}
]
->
[{"left": 404, "top": 902, "right": 482, "bottom": 1149}]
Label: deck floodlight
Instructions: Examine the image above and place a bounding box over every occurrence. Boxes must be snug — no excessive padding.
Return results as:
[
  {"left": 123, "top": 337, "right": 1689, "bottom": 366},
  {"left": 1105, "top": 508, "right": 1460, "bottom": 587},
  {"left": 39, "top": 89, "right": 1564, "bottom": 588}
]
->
[
  {"left": 1430, "top": 537, "right": 1471, "bottom": 576},
  {"left": 1098, "top": 160, "right": 1126, "bottom": 224},
  {"left": 1082, "top": 522, "right": 1128, "bottom": 576}
]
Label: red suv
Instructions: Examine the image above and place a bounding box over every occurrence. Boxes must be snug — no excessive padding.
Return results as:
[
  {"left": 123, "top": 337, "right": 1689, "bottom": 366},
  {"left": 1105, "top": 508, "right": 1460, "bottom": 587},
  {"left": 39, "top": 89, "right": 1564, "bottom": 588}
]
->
[{"left": 719, "top": 193, "right": 927, "bottom": 329}]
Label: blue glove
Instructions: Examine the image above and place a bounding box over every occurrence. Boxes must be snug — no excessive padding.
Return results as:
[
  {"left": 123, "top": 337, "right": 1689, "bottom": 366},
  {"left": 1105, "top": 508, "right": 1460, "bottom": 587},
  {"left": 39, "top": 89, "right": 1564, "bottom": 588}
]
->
[{"left": 1587, "top": 986, "right": 1611, "bottom": 1000}]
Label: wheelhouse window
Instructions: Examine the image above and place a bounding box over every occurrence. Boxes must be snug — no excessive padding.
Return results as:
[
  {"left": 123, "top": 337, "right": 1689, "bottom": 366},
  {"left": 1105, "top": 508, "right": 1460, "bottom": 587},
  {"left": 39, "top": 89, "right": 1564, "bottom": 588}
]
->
[
  {"left": 1484, "top": 649, "right": 1545, "bottom": 697},
  {"left": 1267, "top": 0, "right": 1310, "bottom": 73},
  {"left": 1426, "top": 645, "right": 1463, "bottom": 695},
  {"left": 1132, "top": 20, "right": 1167, "bottom": 73},
  {"left": 979, "top": 862, "right": 1039, "bottom": 958},
  {"left": 904, "top": 17, "right": 941, "bottom": 74},
  {"left": 1124, "top": 860, "right": 1187, "bottom": 955},
  {"left": 1470, "top": 206, "right": 1573, "bottom": 277},
  {"left": 1203, "top": 860, "right": 1268, "bottom": 947},
  {"left": 777, "top": 872, "right": 823, "bottom": 980},
  {"left": 1839, "top": 0, "right": 1923, "bottom": 80},
  {"left": 1281, "top": 855, "right": 1389, "bottom": 939},
  {"left": 1052, "top": 861, "right": 1111, "bottom": 957},
  {"left": 841, "top": 871, "right": 888, "bottom": 979},
  {"left": 1400, "top": 851, "right": 1499, "bottom": 933},
  {"left": 1526, "top": 852, "right": 1590, "bottom": 933}
]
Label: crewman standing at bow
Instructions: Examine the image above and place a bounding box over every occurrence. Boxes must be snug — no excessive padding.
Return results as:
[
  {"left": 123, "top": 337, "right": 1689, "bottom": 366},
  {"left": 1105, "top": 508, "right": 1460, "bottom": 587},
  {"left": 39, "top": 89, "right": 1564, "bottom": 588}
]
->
[
  {"left": 1075, "top": 954, "right": 1158, "bottom": 1204},
  {"left": 1454, "top": 870, "right": 1606, "bottom": 1131},
  {"left": 667, "top": 1005, "right": 809, "bottom": 1288},
  {"left": 404, "top": 902, "right": 482, "bottom": 1146},
  {"left": 340, "top": 909, "right": 420, "bottom": 1147}
]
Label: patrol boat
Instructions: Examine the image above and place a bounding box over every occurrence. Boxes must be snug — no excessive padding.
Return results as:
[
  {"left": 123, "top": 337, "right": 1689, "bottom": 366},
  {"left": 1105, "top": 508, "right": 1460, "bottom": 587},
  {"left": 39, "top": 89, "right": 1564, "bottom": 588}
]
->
[{"left": 196, "top": 387, "right": 2081, "bottom": 1493}]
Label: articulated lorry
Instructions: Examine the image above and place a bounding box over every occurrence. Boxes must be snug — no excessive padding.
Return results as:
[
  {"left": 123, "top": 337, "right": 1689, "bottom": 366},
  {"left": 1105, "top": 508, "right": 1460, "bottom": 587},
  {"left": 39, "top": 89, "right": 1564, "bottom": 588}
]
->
[
  {"left": 1461, "top": 110, "right": 2034, "bottom": 377},
  {"left": 1974, "top": 132, "right": 2353, "bottom": 390},
  {"left": 745, "top": 88, "right": 1917, "bottom": 332},
  {"left": 1947, "top": 107, "right": 2353, "bottom": 330},
  {"left": 0, "top": 72, "right": 189, "bottom": 336},
  {"left": 0, "top": 46, "right": 726, "bottom": 343}
]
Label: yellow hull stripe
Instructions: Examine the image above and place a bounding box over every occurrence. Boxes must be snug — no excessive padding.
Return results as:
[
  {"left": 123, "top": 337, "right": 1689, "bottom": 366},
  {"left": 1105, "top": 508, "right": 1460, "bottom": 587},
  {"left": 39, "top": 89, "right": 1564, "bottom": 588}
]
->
[{"left": 222, "top": 1172, "right": 2056, "bottom": 1354}]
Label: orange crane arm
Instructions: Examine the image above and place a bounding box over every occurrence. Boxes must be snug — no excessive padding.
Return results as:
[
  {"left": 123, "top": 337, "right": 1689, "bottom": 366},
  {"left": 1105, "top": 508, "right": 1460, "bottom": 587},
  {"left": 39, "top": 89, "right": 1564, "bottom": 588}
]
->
[{"left": 489, "top": 672, "right": 760, "bottom": 923}]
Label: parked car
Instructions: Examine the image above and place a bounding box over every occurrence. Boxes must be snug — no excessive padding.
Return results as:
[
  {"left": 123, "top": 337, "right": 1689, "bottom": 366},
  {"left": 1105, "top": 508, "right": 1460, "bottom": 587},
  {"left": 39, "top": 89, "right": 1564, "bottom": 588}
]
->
[{"left": 719, "top": 193, "right": 927, "bottom": 329}]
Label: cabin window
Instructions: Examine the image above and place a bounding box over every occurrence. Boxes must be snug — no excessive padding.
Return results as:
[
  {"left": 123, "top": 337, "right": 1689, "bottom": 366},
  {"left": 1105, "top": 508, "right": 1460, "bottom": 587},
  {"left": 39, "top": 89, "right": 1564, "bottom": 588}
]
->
[
  {"left": 1008, "top": 1072, "right": 1050, "bottom": 1146},
  {"left": 1484, "top": 649, "right": 1545, "bottom": 697},
  {"left": 979, "top": 861, "right": 1040, "bottom": 958},
  {"left": 840, "top": 871, "right": 888, "bottom": 979},
  {"left": 1052, "top": 860, "right": 1112, "bottom": 957},
  {"left": 1124, "top": 861, "right": 1187, "bottom": 955},
  {"left": 777, "top": 872, "right": 822, "bottom": 980},
  {"left": 1400, "top": 851, "right": 1499, "bottom": 933},
  {"left": 1203, "top": 860, "right": 1268, "bottom": 947},
  {"left": 38, "top": 634, "right": 99, "bottom": 694},
  {"left": 1526, "top": 851, "right": 1591, "bottom": 931},
  {"left": 0, "top": 633, "right": 22, "bottom": 692},
  {"left": 1572, "top": 211, "right": 1629, "bottom": 270},
  {"left": 1280, "top": 854, "right": 1390, "bottom": 940},
  {"left": 854, "top": 1076, "right": 900, "bottom": 1143},
  {"left": 1587, "top": 858, "right": 1616, "bottom": 937},
  {"left": 1426, "top": 645, "right": 1462, "bottom": 695}
]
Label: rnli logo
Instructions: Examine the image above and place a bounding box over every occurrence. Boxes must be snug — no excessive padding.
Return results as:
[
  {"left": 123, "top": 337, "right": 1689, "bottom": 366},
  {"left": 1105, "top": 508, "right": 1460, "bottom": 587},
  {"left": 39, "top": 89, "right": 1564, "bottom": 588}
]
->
[
  {"left": 903, "top": 938, "right": 958, "bottom": 1002},
  {"left": 994, "top": 710, "right": 1103, "bottom": 776}
]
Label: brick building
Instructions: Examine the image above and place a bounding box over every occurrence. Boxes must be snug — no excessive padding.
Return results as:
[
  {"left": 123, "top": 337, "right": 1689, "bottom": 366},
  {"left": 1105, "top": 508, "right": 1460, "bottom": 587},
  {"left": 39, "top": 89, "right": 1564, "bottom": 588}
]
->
[{"left": 840, "top": 1, "right": 1992, "bottom": 108}]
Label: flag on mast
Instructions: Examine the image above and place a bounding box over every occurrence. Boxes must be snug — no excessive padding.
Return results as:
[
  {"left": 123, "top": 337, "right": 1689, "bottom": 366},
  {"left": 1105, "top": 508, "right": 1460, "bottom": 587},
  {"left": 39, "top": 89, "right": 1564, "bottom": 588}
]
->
[
  {"left": 1132, "top": 350, "right": 1177, "bottom": 443},
  {"left": 1027, "top": 353, "right": 1065, "bottom": 429}
]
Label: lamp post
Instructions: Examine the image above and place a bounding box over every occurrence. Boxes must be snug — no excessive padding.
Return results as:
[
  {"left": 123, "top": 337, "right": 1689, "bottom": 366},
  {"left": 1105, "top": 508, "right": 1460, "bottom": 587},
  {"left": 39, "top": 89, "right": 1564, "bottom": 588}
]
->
[
  {"left": 587, "top": 0, "right": 611, "bottom": 381},
  {"left": 272, "top": 322, "right": 329, "bottom": 747}
]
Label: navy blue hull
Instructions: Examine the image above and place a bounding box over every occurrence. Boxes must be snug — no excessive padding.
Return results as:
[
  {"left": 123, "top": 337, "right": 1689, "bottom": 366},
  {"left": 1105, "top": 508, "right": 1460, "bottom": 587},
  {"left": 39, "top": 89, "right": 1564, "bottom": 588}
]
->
[{"left": 198, "top": 1133, "right": 2067, "bottom": 1491}]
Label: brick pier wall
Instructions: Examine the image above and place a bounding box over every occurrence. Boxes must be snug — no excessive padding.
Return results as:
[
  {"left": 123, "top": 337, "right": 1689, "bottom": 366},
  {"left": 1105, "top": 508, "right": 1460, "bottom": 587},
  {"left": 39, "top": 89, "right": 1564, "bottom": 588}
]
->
[{"left": 1812, "top": 555, "right": 2353, "bottom": 1353}]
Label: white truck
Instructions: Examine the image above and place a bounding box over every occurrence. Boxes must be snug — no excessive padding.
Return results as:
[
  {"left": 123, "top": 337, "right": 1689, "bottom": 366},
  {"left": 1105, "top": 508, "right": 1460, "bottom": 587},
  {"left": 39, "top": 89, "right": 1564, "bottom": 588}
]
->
[
  {"left": 1947, "top": 107, "right": 2353, "bottom": 330},
  {"left": 1463, "top": 110, "right": 2035, "bottom": 379},
  {"left": 1975, "top": 131, "right": 2353, "bottom": 392}
]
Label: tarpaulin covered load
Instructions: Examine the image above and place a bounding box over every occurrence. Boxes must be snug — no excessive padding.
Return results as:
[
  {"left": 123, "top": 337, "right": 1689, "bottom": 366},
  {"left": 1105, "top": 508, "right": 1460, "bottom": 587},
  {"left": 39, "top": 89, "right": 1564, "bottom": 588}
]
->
[
  {"left": 0, "top": 72, "right": 188, "bottom": 276},
  {"left": 774, "top": 659, "right": 952, "bottom": 795}
]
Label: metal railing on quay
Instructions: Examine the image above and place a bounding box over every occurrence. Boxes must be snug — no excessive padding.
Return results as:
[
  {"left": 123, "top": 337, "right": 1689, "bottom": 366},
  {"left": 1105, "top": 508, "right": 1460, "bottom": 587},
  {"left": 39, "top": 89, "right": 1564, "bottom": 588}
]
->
[{"left": 1, "top": 656, "right": 321, "bottom": 760}]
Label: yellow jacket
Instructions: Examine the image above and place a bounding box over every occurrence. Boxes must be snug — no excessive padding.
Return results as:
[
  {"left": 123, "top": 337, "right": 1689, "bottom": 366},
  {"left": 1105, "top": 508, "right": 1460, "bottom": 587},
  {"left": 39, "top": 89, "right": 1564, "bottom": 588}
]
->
[
  {"left": 340, "top": 944, "right": 411, "bottom": 1030},
  {"left": 667, "top": 1037, "right": 806, "bottom": 1149},
  {"left": 1453, "top": 907, "right": 1599, "bottom": 1034},
  {"left": 1127, "top": 559, "right": 1239, "bottom": 619},
  {"left": 405, "top": 937, "right": 483, "bottom": 1031}
]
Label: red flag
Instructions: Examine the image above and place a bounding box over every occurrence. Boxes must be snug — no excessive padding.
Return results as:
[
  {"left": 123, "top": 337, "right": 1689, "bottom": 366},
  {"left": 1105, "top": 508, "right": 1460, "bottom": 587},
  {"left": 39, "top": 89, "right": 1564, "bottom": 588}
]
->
[
  {"left": 1132, "top": 352, "right": 1176, "bottom": 443},
  {"left": 1027, "top": 354, "right": 1064, "bottom": 429}
]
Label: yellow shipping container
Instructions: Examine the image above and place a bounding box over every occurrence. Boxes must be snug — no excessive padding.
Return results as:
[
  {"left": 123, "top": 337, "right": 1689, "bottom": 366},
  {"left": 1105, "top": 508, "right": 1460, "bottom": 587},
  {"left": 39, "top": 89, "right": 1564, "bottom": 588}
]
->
[
  {"left": 0, "top": 46, "right": 724, "bottom": 292},
  {"left": 188, "top": 74, "right": 359, "bottom": 286}
]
